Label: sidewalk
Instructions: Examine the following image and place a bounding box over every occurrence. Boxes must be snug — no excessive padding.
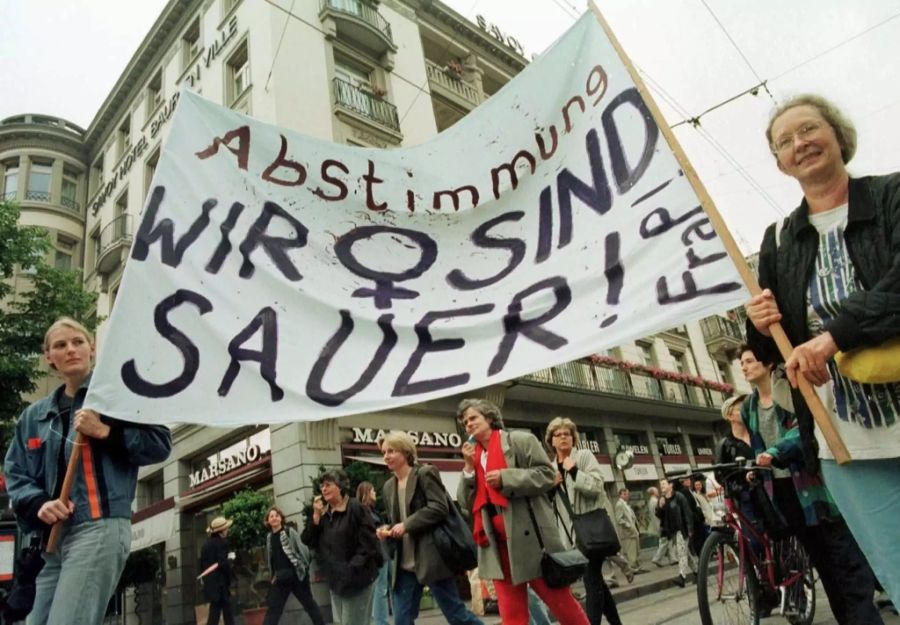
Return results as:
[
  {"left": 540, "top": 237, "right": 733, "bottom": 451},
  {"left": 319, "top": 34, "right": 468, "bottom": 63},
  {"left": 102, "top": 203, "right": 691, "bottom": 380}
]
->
[{"left": 414, "top": 548, "right": 683, "bottom": 624}]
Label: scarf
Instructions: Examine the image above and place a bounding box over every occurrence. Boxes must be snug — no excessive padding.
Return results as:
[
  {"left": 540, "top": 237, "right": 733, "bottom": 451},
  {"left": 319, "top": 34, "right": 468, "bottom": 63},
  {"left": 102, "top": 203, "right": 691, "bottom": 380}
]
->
[{"left": 472, "top": 429, "right": 510, "bottom": 547}]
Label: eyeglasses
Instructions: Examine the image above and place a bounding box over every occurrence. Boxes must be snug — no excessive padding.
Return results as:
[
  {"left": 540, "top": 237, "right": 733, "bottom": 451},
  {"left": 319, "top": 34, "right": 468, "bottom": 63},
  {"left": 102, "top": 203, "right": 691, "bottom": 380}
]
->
[
  {"left": 771, "top": 121, "right": 824, "bottom": 154},
  {"left": 552, "top": 431, "right": 573, "bottom": 438}
]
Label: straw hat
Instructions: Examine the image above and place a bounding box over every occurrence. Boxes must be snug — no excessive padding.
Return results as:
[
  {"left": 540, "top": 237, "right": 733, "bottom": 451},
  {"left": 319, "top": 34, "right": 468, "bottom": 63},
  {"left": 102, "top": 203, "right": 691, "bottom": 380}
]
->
[
  {"left": 207, "top": 516, "right": 233, "bottom": 534},
  {"left": 720, "top": 394, "right": 747, "bottom": 419}
]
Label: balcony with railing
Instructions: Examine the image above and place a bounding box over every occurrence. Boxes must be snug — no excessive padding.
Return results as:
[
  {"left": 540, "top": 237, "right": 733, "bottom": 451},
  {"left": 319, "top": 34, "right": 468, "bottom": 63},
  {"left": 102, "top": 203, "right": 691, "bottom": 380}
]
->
[
  {"left": 95, "top": 214, "right": 133, "bottom": 275},
  {"left": 700, "top": 315, "right": 745, "bottom": 357},
  {"left": 60, "top": 196, "right": 81, "bottom": 214},
  {"left": 319, "top": 0, "right": 396, "bottom": 61},
  {"left": 24, "top": 190, "right": 52, "bottom": 202},
  {"left": 425, "top": 59, "right": 481, "bottom": 109},
  {"left": 333, "top": 77, "right": 400, "bottom": 133},
  {"left": 519, "top": 358, "right": 722, "bottom": 411}
]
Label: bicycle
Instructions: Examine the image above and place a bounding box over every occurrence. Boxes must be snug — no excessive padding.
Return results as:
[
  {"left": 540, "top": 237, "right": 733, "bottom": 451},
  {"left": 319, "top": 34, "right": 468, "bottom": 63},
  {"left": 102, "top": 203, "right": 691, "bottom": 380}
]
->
[{"left": 673, "top": 461, "right": 816, "bottom": 625}]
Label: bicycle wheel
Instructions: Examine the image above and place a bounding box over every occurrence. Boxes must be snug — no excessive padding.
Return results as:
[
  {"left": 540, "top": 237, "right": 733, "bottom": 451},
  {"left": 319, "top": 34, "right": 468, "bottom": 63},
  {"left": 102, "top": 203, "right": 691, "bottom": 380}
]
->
[
  {"left": 697, "top": 530, "right": 760, "bottom": 625},
  {"left": 781, "top": 536, "right": 816, "bottom": 625}
]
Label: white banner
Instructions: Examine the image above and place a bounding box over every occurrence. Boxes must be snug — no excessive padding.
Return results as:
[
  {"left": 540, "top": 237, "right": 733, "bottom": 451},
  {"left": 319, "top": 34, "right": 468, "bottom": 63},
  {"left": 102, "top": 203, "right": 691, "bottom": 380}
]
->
[{"left": 86, "top": 13, "right": 748, "bottom": 425}]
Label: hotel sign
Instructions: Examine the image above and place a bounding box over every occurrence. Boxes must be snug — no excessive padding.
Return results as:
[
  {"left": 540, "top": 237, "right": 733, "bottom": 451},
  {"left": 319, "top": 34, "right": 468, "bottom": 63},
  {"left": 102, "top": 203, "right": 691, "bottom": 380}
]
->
[{"left": 184, "top": 16, "right": 239, "bottom": 88}]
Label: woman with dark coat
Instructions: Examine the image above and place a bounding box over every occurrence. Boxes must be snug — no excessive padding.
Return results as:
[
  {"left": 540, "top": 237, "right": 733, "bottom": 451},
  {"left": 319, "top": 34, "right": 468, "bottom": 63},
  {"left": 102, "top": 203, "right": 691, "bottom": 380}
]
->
[
  {"left": 262, "top": 506, "right": 324, "bottom": 625},
  {"left": 301, "top": 469, "right": 380, "bottom": 625},
  {"left": 457, "top": 398, "right": 589, "bottom": 625},
  {"left": 746, "top": 93, "right": 897, "bottom": 611},
  {"left": 379, "top": 431, "right": 482, "bottom": 625},
  {"left": 200, "top": 516, "right": 236, "bottom": 625}
]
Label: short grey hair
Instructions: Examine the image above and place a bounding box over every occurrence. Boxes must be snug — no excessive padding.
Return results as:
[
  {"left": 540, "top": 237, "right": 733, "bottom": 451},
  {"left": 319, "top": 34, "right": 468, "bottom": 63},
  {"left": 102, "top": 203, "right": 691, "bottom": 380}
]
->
[
  {"left": 456, "top": 398, "right": 505, "bottom": 430},
  {"left": 766, "top": 94, "right": 857, "bottom": 163}
]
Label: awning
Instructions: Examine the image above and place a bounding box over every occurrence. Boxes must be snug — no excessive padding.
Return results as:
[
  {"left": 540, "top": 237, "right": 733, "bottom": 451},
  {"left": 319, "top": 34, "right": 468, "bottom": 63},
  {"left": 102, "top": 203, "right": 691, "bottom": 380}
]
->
[
  {"left": 345, "top": 455, "right": 386, "bottom": 466},
  {"left": 131, "top": 507, "right": 175, "bottom": 551}
]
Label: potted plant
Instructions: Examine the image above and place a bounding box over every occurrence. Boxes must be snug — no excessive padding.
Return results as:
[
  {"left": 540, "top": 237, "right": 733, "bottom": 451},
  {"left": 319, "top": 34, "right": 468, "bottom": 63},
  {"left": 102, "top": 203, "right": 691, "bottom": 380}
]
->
[
  {"left": 116, "top": 548, "right": 161, "bottom": 625},
  {"left": 221, "top": 488, "right": 272, "bottom": 625}
]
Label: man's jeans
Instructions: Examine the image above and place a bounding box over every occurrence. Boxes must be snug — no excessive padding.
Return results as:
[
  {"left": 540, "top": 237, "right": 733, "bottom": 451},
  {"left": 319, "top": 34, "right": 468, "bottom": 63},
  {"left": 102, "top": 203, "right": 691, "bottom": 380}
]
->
[
  {"left": 392, "top": 569, "right": 484, "bottom": 625},
  {"left": 28, "top": 518, "right": 130, "bottom": 625}
]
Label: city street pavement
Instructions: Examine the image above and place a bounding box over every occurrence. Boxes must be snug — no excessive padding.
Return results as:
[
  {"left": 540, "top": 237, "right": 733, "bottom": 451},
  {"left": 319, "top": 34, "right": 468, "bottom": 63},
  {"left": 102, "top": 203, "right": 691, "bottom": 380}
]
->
[{"left": 409, "top": 551, "right": 899, "bottom": 625}]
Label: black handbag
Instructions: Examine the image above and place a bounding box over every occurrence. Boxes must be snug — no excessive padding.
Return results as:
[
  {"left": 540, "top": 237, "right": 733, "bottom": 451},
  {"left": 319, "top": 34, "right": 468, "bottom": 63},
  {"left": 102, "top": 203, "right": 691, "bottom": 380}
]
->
[
  {"left": 432, "top": 496, "right": 479, "bottom": 573},
  {"left": 525, "top": 498, "right": 587, "bottom": 588},
  {"left": 1, "top": 540, "right": 45, "bottom": 623},
  {"left": 556, "top": 488, "right": 620, "bottom": 559},
  {"left": 412, "top": 471, "right": 478, "bottom": 574}
]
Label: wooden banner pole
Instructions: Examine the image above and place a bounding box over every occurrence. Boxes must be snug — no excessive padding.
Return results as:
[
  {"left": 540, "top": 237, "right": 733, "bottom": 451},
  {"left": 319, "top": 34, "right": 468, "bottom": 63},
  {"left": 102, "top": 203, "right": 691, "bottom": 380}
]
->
[
  {"left": 45, "top": 432, "right": 85, "bottom": 553},
  {"left": 587, "top": 1, "right": 850, "bottom": 463}
]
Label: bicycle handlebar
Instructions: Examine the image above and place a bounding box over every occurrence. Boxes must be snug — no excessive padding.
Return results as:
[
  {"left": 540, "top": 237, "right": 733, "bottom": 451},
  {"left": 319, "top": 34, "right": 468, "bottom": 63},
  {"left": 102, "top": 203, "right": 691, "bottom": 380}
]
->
[{"left": 666, "top": 458, "right": 773, "bottom": 482}]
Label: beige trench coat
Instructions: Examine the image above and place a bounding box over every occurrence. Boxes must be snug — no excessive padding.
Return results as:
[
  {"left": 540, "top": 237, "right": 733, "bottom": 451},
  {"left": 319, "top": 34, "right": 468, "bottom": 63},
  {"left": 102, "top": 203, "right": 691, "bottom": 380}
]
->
[{"left": 458, "top": 430, "right": 561, "bottom": 586}]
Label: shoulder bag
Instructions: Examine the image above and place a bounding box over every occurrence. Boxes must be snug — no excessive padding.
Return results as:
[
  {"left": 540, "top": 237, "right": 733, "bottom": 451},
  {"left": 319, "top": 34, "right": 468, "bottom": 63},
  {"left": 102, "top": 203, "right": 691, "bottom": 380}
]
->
[
  {"left": 415, "top": 469, "right": 478, "bottom": 573},
  {"left": 525, "top": 497, "right": 587, "bottom": 588},
  {"left": 556, "top": 487, "right": 620, "bottom": 559}
]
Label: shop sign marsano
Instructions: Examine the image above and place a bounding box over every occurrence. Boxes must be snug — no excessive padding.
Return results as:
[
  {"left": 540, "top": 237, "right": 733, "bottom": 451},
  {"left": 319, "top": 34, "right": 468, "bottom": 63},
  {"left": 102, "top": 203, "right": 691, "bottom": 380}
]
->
[
  {"left": 351, "top": 427, "right": 462, "bottom": 448},
  {"left": 189, "top": 444, "right": 264, "bottom": 488}
]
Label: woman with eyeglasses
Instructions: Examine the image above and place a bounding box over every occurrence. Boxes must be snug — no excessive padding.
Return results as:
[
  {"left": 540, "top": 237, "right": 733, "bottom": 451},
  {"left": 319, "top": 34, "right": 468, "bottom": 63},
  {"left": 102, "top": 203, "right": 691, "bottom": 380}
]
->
[
  {"left": 545, "top": 417, "right": 622, "bottom": 625},
  {"left": 746, "top": 94, "right": 898, "bottom": 617}
]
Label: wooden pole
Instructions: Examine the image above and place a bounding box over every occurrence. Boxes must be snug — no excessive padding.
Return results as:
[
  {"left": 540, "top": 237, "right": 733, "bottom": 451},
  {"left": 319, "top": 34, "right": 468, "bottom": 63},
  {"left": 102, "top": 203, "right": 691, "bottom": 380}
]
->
[
  {"left": 587, "top": 1, "right": 850, "bottom": 463},
  {"left": 45, "top": 432, "right": 85, "bottom": 553}
]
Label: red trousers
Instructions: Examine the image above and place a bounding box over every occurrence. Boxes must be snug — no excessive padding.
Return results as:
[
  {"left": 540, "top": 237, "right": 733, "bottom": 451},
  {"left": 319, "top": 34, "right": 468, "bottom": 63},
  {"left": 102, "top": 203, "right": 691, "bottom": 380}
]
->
[{"left": 492, "top": 540, "right": 590, "bottom": 625}]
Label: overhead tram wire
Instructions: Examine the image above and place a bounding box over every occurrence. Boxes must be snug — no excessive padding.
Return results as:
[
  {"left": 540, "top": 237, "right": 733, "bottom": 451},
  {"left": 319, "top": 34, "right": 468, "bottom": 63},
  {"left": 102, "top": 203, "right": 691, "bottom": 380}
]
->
[
  {"left": 670, "top": 81, "right": 768, "bottom": 130},
  {"left": 264, "top": 0, "right": 296, "bottom": 92},
  {"left": 671, "top": 8, "right": 900, "bottom": 130},
  {"left": 549, "top": 0, "right": 580, "bottom": 21},
  {"left": 638, "top": 69, "right": 787, "bottom": 219},
  {"left": 540, "top": 0, "right": 787, "bottom": 221},
  {"left": 700, "top": 0, "right": 776, "bottom": 105},
  {"left": 770, "top": 10, "right": 900, "bottom": 82}
]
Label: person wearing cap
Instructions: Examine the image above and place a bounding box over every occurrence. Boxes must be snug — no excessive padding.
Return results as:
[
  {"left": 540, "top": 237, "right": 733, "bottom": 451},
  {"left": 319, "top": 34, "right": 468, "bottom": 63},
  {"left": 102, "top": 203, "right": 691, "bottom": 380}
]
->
[
  {"left": 200, "top": 516, "right": 236, "bottom": 625},
  {"left": 715, "top": 394, "right": 753, "bottom": 493}
]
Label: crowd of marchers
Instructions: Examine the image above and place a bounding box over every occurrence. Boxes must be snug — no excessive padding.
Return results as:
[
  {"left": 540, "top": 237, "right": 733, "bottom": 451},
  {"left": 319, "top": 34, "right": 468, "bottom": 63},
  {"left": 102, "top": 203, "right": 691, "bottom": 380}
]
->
[{"left": 3, "top": 92, "right": 898, "bottom": 625}]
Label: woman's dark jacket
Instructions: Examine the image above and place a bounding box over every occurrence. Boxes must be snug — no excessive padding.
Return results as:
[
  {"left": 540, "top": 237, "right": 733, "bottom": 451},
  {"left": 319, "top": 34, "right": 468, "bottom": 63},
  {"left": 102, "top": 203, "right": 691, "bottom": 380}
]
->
[
  {"left": 200, "top": 533, "right": 234, "bottom": 601},
  {"left": 656, "top": 491, "right": 691, "bottom": 538},
  {"left": 748, "top": 174, "right": 900, "bottom": 468},
  {"left": 382, "top": 463, "right": 453, "bottom": 585},
  {"left": 301, "top": 497, "right": 380, "bottom": 596}
]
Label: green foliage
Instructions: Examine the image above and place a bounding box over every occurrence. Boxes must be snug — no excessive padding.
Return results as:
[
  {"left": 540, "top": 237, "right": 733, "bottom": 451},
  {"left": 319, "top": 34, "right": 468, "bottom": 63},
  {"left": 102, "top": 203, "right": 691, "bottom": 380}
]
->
[
  {"left": 221, "top": 488, "right": 271, "bottom": 552},
  {"left": 0, "top": 200, "right": 99, "bottom": 449},
  {"left": 116, "top": 548, "right": 161, "bottom": 593},
  {"left": 344, "top": 460, "right": 380, "bottom": 495}
]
